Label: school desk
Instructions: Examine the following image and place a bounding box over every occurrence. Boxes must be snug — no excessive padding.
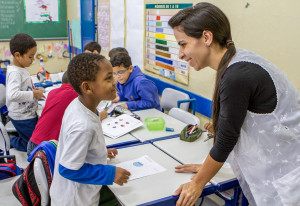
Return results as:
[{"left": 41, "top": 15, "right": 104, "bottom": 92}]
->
[
  {"left": 130, "top": 108, "right": 187, "bottom": 143},
  {"left": 107, "top": 143, "right": 216, "bottom": 206},
  {"left": 152, "top": 133, "right": 245, "bottom": 206},
  {"left": 105, "top": 133, "right": 140, "bottom": 148}
]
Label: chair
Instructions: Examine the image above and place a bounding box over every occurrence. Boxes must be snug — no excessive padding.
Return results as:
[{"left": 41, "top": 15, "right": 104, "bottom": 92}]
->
[
  {"left": 33, "top": 140, "right": 57, "bottom": 206},
  {"left": 160, "top": 88, "right": 196, "bottom": 114},
  {"left": 0, "top": 122, "right": 10, "bottom": 156},
  {"left": 34, "top": 156, "right": 50, "bottom": 206},
  {"left": 0, "top": 84, "right": 17, "bottom": 132},
  {"left": 168, "top": 108, "right": 200, "bottom": 125}
]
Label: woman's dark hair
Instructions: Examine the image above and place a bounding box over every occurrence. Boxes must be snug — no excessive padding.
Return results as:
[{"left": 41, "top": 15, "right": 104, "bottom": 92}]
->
[{"left": 169, "top": 2, "right": 236, "bottom": 137}]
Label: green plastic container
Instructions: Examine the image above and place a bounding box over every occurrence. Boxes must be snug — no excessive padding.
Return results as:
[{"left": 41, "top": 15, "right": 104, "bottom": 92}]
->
[{"left": 145, "top": 117, "right": 165, "bottom": 131}]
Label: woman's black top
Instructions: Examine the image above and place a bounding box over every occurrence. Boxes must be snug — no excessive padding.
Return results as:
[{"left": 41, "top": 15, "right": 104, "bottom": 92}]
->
[{"left": 209, "top": 62, "right": 277, "bottom": 162}]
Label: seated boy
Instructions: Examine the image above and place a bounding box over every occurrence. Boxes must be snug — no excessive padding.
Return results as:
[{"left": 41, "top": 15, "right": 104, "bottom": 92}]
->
[
  {"left": 6, "top": 33, "right": 44, "bottom": 152},
  {"left": 84, "top": 41, "right": 101, "bottom": 54},
  {"left": 110, "top": 53, "right": 161, "bottom": 110},
  {"left": 50, "top": 53, "right": 130, "bottom": 206}
]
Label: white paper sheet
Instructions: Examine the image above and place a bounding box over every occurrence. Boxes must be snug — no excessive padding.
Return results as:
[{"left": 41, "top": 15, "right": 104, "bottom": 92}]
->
[
  {"left": 110, "top": 0, "right": 125, "bottom": 50},
  {"left": 115, "top": 155, "right": 167, "bottom": 180},
  {"left": 102, "top": 114, "right": 143, "bottom": 139},
  {"left": 126, "top": 0, "right": 144, "bottom": 67},
  {"left": 25, "top": 0, "right": 59, "bottom": 22}
]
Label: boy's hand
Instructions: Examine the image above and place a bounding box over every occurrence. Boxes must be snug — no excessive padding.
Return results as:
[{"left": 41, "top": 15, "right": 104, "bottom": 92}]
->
[
  {"left": 114, "top": 167, "right": 131, "bottom": 186},
  {"left": 36, "top": 87, "right": 45, "bottom": 93},
  {"left": 107, "top": 148, "right": 118, "bottom": 159},
  {"left": 33, "top": 90, "right": 44, "bottom": 100},
  {"left": 119, "top": 104, "right": 128, "bottom": 109},
  {"left": 100, "top": 108, "right": 108, "bottom": 121},
  {"left": 112, "top": 94, "right": 120, "bottom": 103}
]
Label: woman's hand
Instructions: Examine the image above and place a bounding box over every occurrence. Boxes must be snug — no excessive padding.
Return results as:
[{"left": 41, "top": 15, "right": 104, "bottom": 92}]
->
[
  {"left": 175, "top": 164, "right": 202, "bottom": 173},
  {"left": 204, "top": 122, "right": 213, "bottom": 133},
  {"left": 174, "top": 181, "right": 205, "bottom": 206}
]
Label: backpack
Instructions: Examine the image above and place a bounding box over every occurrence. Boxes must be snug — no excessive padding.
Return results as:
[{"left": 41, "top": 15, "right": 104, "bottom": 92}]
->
[
  {"left": 12, "top": 149, "right": 52, "bottom": 206},
  {"left": 0, "top": 155, "right": 22, "bottom": 180}
]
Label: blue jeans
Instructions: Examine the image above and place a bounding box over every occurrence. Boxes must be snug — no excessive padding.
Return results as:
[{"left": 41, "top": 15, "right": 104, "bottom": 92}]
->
[
  {"left": 27, "top": 140, "right": 38, "bottom": 157},
  {"left": 9, "top": 117, "right": 38, "bottom": 152}
]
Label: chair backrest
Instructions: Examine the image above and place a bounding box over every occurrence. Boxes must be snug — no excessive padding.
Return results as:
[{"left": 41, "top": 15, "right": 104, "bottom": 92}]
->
[
  {"left": 161, "top": 88, "right": 190, "bottom": 112},
  {"left": 0, "top": 84, "right": 5, "bottom": 108},
  {"left": 168, "top": 108, "right": 200, "bottom": 125},
  {"left": 0, "top": 122, "right": 10, "bottom": 155},
  {"left": 34, "top": 157, "right": 50, "bottom": 206}
]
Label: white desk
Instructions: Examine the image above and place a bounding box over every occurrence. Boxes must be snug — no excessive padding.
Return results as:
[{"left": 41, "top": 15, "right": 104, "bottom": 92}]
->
[
  {"left": 153, "top": 133, "right": 236, "bottom": 186},
  {"left": 130, "top": 109, "right": 187, "bottom": 143},
  {"left": 105, "top": 133, "right": 140, "bottom": 148},
  {"left": 108, "top": 143, "right": 213, "bottom": 206}
]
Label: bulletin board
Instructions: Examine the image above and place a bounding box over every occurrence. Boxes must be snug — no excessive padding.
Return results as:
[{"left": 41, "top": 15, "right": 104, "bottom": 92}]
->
[
  {"left": 0, "top": 0, "right": 67, "bottom": 40},
  {"left": 144, "top": 3, "right": 192, "bottom": 85}
]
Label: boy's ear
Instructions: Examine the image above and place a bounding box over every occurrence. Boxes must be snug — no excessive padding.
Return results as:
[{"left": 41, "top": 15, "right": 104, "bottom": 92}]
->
[
  {"left": 129, "top": 65, "right": 133, "bottom": 72},
  {"left": 14, "top": 52, "right": 21, "bottom": 58},
  {"left": 80, "top": 81, "right": 93, "bottom": 95}
]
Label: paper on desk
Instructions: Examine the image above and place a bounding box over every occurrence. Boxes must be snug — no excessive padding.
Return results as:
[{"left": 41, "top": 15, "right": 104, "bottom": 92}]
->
[
  {"left": 102, "top": 114, "right": 143, "bottom": 139},
  {"left": 115, "top": 155, "right": 167, "bottom": 181}
]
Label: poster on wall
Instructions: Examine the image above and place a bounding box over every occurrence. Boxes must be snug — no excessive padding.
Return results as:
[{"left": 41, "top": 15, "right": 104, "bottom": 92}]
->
[
  {"left": 25, "top": 0, "right": 59, "bottom": 23},
  {"left": 145, "top": 4, "right": 192, "bottom": 85},
  {"left": 97, "top": 2, "right": 110, "bottom": 52}
]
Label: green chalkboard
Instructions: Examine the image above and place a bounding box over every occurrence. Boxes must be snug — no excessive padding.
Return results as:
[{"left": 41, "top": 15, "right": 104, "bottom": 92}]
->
[{"left": 0, "top": 0, "right": 67, "bottom": 40}]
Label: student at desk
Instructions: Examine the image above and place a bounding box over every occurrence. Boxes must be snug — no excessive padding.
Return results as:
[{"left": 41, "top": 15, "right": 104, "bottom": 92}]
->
[
  {"left": 110, "top": 52, "right": 161, "bottom": 110},
  {"left": 50, "top": 53, "right": 131, "bottom": 206},
  {"left": 168, "top": 3, "right": 300, "bottom": 206}
]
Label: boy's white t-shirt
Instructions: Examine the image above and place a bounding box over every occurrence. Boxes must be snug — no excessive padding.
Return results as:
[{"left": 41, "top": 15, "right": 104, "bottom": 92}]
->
[
  {"left": 6, "top": 65, "right": 37, "bottom": 120},
  {"left": 50, "top": 98, "right": 108, "bottom": 206}
]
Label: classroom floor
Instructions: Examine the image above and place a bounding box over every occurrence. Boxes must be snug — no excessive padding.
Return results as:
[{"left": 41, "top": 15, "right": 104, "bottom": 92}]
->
[{"left": 0, "top": 149, "right": 225, "bottom": 206}]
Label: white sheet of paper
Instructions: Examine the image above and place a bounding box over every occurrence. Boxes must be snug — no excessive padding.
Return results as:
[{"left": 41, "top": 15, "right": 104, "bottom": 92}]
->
[
  {"left": 115, "top": 155, "right": 167, "bottom": 180},
  {"left": 102, "top": 114, "right": 143, "bottom": 139}
]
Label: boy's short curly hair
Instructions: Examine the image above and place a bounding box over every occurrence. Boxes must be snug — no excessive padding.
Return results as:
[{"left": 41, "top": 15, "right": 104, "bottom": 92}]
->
[
  {"left": 84, "top": 41, "right": 101, "bottom": 53},
  {"left": 110, "top": 52, "right": 132, "bottom": 68},
  {"left": 108, "top": 47, "right": 129, "bottom": 59},
  {"left": 67, "top": 53, "right": 106, "bottom": 95},
  {"left": 10, "top": 33, "right": 37, "bottom": 56}
]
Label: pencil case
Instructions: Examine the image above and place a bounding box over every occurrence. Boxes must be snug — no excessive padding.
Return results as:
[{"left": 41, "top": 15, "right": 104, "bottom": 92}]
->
[
  {"left": 145, "top": 117, "right": 165, "bottom": 131},
  {"left": 180, "top": 124, "right": 202, "bottom": 142}
]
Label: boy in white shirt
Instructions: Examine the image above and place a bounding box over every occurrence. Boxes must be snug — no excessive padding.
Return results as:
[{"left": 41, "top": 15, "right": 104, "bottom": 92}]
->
[
  {"left": 50, "top": 53, "right": 131, "bottom": 206},
  {"left": 6, "top": 33, "right": 44, "bottom": 152}
]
